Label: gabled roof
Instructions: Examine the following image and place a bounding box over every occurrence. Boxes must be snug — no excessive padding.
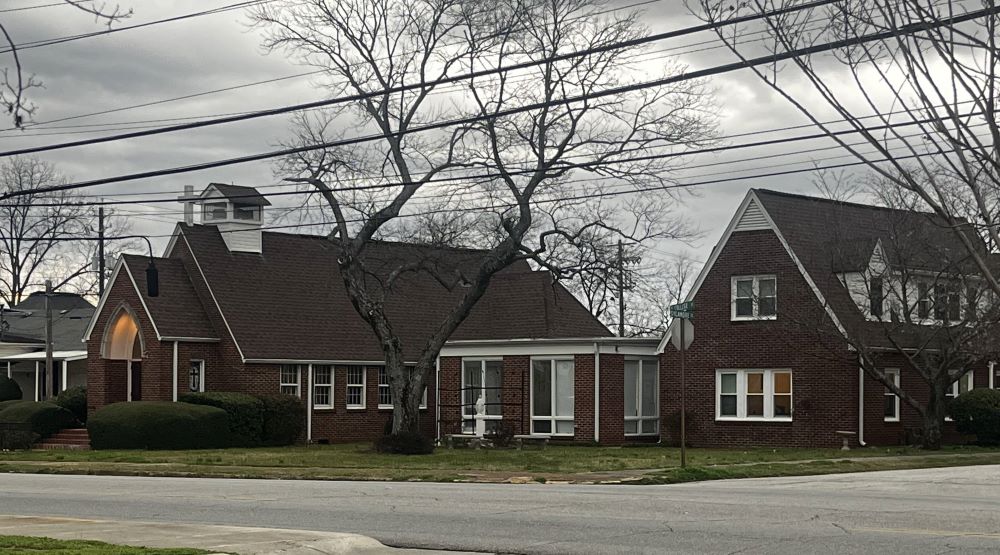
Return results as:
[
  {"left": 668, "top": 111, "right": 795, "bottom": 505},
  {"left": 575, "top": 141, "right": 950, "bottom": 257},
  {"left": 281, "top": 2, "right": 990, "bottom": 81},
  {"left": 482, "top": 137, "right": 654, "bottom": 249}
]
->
[
  {"left": 159, "top": 224, "right": 610, "bottom": 361},
  {"left": 201, "top": 183, "right": 271, "bottom": 206},
  {"left": 120, "top": 255, "right": 219, "bottom": 340},
  {"left": 14, "top": 292, "right": 94, "bottom": 311}
]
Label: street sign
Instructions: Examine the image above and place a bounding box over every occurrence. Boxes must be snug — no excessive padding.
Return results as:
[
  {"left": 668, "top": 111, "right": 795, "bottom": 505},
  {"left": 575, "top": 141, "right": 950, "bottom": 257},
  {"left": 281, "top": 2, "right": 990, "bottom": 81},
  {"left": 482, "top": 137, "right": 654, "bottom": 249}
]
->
[
  {"left": 670, "top": 301, "right": 694, "bottom": 320},
  {"left": 669, "top": 317, "right": 694, "bottom": 351}
]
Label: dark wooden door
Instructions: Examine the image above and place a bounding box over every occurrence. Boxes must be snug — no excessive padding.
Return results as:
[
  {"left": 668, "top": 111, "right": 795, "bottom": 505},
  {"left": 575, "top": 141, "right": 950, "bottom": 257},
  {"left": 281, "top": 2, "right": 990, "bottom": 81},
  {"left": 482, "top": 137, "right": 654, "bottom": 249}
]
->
[{"left": 130, "top": 361, "right": 142, "bottom": 401}]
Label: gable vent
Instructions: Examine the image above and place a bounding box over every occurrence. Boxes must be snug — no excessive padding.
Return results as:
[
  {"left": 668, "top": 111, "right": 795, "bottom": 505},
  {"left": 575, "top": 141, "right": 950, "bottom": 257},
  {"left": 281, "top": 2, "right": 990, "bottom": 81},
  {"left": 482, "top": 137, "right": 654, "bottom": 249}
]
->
[{"left": 733, "top": 198, "right": 769, "bottom": 231}]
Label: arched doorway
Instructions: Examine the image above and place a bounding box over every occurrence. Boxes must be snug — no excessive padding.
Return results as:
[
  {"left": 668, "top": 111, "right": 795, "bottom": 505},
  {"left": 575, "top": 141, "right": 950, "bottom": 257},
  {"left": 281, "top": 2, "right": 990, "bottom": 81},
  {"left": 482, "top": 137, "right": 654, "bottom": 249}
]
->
[{"left": 102, "top": 306, "right": 144, "bottom": 402}]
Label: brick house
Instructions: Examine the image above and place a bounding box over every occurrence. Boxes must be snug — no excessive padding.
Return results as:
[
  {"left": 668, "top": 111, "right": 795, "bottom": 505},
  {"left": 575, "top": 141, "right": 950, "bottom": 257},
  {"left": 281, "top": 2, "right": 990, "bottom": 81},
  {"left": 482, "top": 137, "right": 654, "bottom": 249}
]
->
[
  {"left": 84, "top": 183, "right": 661, "bottom": 444},
  {"left": 658, "top": 189, "right": 1000, "bottom": 448}
]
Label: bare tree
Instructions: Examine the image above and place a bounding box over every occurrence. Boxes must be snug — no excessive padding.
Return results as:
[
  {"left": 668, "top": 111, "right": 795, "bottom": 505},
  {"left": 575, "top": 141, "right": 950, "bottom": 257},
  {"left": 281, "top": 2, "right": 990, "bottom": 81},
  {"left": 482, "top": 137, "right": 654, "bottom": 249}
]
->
[
  {"left": 689, "top": 0, "right": 1000, "bottom": 448},
  {"left": 252, "top": 0, "right": 716, "bottom": 435},
  {"left": 0, "top": 156, "right": 130, "bottom": 306},
  {"left": 1, "top": 1, "right": 131, "bottom": 127}
]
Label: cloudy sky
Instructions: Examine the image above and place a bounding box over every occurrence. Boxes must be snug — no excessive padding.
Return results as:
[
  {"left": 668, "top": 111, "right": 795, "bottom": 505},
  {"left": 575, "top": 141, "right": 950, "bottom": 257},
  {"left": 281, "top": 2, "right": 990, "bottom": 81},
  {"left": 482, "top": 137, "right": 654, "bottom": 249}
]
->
[{"left": 1, "top": 0, "right": 870, "bottom": 267}]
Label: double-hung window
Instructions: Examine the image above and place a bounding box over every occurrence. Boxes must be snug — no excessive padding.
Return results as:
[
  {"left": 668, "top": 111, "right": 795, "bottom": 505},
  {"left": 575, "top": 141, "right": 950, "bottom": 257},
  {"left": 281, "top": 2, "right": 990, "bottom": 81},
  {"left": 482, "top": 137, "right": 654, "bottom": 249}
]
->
[
  {"left": 189, "top": 360, "right": 205, "bottom": 393},
  {"left": 917, "top": 282, "right": 932, "bottom": 320},
  {"left": 313, "top": 365, "right": 333, "bottom": 409},
  {"left": 376, "top": 366, "right": 427, "bottom": 409},
  {"left": 625, "top": 358, "right": 659, "bottom": 436},
  {"left": 869, "top": 276, "right": 884, "bottom": 319},
  {"left": 716, "top": 369, "right": 792, "bottom": 421},
  {"left": 344, "top": 365, "right": 366, "bottom": 409},
  {"left": 732, "top": 275, "right": 777, "bottom": 320},
  {"left": 883, "top": 368, "right": 900, "bottom": 422},
  {"left": 279, "top": 364, "right": 301, "bottom": 397},
  {"left": 462, "top": 359, "right": 503, "bottom": 434},
  {"left": 934, "top": 283, "right": 961, "bottom": 322},
  {"left": 531, "top": 358, "right": 574, "bottom": 435},
  {"left": 945, "top": 371, "right": 974, "bottom": 420}
]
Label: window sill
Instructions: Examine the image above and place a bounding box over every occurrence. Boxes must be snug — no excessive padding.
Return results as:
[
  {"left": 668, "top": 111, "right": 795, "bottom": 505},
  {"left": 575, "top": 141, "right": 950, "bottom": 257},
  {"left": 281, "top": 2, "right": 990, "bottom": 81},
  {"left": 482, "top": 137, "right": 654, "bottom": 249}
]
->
[
  {"left": 313, "top": 406, "right": 334, "bottom": 411},
  {"left": 730, "top": 316, "right": 778, "bottom": 322},
  {"left": 346, "top": 406, "right": 366, "bottom": 411},
  {"left": 378, "top": 405, "right": 393, "bottom": 410},
  {"left": 884, "top": 417, "right": 900, "bottom": 423},
  {"left": 715, "top": 417, "right": 793, "bottom": 423},
  {"left": 625, "top": 432, "right": 660, "bottom": 437}
]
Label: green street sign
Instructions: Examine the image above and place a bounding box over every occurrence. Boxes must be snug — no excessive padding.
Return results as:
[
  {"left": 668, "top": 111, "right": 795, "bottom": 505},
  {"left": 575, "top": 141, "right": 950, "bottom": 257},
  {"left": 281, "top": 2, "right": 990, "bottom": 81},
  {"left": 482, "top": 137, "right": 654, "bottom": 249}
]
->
[{"left": 670, "top": 301, "right": 694, "bottom": 319}]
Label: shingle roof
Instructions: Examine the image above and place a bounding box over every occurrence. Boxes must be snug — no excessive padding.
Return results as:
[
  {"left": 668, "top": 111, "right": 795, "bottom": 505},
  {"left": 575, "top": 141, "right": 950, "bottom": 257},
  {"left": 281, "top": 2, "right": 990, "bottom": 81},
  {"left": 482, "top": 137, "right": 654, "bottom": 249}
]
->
[
  {"left": 169, "top": 224, "right": 610, "bottom": 360},
  {"left": 121, "top": 255, "right": 218, "bottom": 340},
  {"left": 204, "top": 183, "right": 271, "bottom": 206},
  {"left": 3, "top": 307, "right": 93, "bottom": 350},
  {"left": 14, "top": 292, "right": 94, "bottom": 311}
]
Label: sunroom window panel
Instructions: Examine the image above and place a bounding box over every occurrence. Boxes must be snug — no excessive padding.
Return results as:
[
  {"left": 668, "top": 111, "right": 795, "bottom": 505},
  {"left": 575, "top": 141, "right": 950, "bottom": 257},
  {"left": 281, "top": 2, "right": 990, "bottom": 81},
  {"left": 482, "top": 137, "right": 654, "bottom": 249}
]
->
[
  {"left": 485, "top": 361, "right": 503, "bottom": 416},
  {"left": 641, "top": 366, "right": 657, "bottom": 417},
  {"left": 624, "top": 361, "right": 639, "bottom": 418},
  {"left": 555, "top": 360, "right": 575, "bottom": 417},
  {"left": 532, "top": 361, "right": 552, "bottom": 417},
  {"left": 462, "top": 361, "right": 482, "bottom": 417}
]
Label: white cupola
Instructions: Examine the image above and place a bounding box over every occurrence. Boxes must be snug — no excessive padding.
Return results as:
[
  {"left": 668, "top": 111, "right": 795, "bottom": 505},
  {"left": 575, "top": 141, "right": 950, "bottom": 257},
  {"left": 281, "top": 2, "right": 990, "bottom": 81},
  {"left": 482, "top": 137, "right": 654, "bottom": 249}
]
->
[{"left": 180, "top": 183, "right": 270, "bottom": 253}]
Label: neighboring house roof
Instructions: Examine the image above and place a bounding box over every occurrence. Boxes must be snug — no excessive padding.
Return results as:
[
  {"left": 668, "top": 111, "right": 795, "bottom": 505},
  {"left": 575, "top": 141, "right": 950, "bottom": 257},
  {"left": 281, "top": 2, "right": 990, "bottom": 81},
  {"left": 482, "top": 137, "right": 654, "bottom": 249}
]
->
[
  {"left": 3, "top": 306, "right": 94, "bottom": 351},
  {"left": 203, "top": 183, "right": 272, "bottom": 206},
  {"left": 157, "top": 224, "right": 609, "bottom": 361},
  {"left": 0, "top": 332, "right": 43, "bottom": 345},
  {"left": 120, "top": 255, "right": 219, "bottom": 340},
  {"left": 14, "top": 291, "right": 94, "bottom": 311}
]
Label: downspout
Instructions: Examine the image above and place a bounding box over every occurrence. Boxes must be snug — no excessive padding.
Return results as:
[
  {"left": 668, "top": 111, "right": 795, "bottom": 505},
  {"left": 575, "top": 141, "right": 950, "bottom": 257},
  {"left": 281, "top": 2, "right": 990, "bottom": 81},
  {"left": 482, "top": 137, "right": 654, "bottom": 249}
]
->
[
  {"left": 857, "top": 365, "right": 867, "bottom": 447},
  {"left": 435, "top": 356, "right": 441, "bottom": 443},
  {"left": 61, "top": 360, "right": 67, "bottom": 392},
  {"left": 593, "top": 341, "right": 600, "bottom": 443},
  {"left": 307, "top": 363, "right": 313, "bottom": 443},
  {"left": 990, "top": 361, "right": 995, "bottom": 390},
  {"left": 34, "top": 361, "right": 39, "bottom": 401},
  {"left": 6, "top": 361, "right": 10, "bottom": 379},
  {"left": 171, "top": 341, "right": 179, "bottom": 402}
]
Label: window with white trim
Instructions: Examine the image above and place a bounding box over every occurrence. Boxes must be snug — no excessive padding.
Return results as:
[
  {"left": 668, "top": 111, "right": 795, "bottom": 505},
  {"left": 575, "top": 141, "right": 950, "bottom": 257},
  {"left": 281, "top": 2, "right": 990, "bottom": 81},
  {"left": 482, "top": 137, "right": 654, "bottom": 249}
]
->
[
  {"left": 531, "top": 358, "right": 574, "bottom": 435},
  {"left": 313, "top": 365, "right": 333, "bottom": 409},
  {"left": 732, "top": 275, "right": 777, "bottom": 320},
  {"left": 625, "top": 358, "right": 658, "bottom": 436},
  {"left": 462, "top": 359, "right": 503, "bottom": 434},
  {"left": 883, "top": 368, "right": 900, "bottom": 422},
  {"left": 279, "top": 364, "right": 301, "bottom": 397},
  {"left": 945, "top": 370, "right": 974, "bottom": 421},
  {"left": 344, "top": 365, "right": 366, "bottom": 408},
  {"left": 376, "top": 366, "right": 427, "bottom": 409},
  {"left": 189, "top": 360, "right": 205, "bottom": 393},
  {"left": 716, "top": 369, "right": 792, "bottom": 421}
]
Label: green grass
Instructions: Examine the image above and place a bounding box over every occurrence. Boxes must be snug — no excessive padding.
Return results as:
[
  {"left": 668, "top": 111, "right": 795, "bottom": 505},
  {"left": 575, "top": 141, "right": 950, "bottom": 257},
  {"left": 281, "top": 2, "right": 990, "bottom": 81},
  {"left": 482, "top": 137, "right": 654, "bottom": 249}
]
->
[
  {"left": 0, "top": 535, "right": 210, "bottom": 555},
  {"left": 2, "top": 443, "right": 999, "bottom": 483}
]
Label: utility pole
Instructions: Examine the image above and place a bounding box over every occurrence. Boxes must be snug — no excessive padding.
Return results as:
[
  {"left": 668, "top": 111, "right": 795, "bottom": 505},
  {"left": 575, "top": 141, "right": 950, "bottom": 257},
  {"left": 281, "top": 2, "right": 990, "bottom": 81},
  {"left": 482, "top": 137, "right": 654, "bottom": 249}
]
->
[
  {"left": 98, "top": 206, "right": 106, "bottom": 297},
  {"left": 617, "top": 239, "right": 625, "bottom": 337},
  {"left": 44, "top": 279, "right": 53, "bottom": 401}
]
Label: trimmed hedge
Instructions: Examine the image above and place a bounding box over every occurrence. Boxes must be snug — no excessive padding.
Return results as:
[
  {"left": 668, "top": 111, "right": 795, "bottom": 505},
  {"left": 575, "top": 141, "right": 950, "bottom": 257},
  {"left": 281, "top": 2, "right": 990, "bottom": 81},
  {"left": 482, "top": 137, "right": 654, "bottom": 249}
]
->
[
  {"left": 55, "top": 386, "right": 87, "bottom": 424},
  {"left": 375, "top": 431, "right": 435, "bottom": 455},
  {"left": 0, "top": 376, "right": 21, "bottom": 401},
  {"left": 949, "top": 389, "right": 1000, "bottom": 445},
  {"left": 180, "top": 392, "right": 264, "bottom": 447},
  {"left": 88, "top": 402, "right": 229, "bottom": 450},
  {"left": 259, "top": 394, "right": 305, "bottom": 446},
  {"left": 0, "top": 401, "right": 75, "bottom": 439}
]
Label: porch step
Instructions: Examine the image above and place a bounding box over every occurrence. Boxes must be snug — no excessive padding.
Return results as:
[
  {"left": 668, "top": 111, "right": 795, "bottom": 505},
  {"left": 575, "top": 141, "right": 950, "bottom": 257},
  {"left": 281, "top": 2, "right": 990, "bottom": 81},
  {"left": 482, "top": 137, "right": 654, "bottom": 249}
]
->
[{"left": 35, "top": 428, "right": 90, "bottom": 450}]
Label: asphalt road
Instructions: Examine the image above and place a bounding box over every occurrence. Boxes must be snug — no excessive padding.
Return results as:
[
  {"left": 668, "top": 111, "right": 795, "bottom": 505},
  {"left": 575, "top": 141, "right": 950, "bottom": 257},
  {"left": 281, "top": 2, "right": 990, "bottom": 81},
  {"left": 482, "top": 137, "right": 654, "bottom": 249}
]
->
[{"left": 1, "top": 466, "right": 999, "bottom": 554}]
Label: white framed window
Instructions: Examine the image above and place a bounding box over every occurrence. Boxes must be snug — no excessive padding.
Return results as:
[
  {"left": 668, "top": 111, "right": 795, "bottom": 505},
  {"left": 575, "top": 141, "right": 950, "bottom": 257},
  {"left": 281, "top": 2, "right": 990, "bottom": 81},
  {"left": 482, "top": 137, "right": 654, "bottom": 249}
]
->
[
  {"left": 625, "top": 358, "right": 659, "bottom": 436},
  {"left": 531, "top": 358, "right": 574, "bottom": 435},
  {"left": 233, "top": 202, "right": 261, "bottom": 221},
  {"left": 189, "top": 360, "right": 205, "bottom": 393},
  {"left": 462, "top": 359, "right": 504, "bottom": 434},
  {"left": 344, "top": 365, "right": 366, "bottom": 409},
  {"left": 279, "top": 364, "right": 301, "bottom": 397},
  {"left": 945, "top": 370, "right": 974, "bottom": 421},
  {"left": 378, "top": 366, "right": 392, "bottom": 408},
  {"left": 883, "top": 368, "right": 900, "bottom": 422},
  {"left": 732, "top": 275, "right": 777, "bottom": 321},
  {"left": 313, "top": 364, "right": 333, "bottom": 409},
  {"left": 715, "top": 369, "right": 792, "bottom": 421},
  {"left": 376, "top": 366, "right": 427, "bottom": 409},
  {"left": 202, "top": 201, "right": 228, "bottom": 221}
]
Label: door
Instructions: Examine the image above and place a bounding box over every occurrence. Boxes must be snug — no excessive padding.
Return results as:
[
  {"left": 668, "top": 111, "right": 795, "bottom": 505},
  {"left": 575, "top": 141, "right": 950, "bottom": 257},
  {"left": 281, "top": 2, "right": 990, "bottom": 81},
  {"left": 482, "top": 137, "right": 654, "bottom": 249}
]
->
[{"left": 129, "top": 361, "right": 142, "bottom": 401}]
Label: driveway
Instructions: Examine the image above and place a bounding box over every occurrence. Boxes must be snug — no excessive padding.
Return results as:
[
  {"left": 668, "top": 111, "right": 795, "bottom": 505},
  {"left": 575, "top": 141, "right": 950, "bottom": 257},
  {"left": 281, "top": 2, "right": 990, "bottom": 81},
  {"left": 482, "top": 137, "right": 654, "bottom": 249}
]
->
[{"left": 1, "top": 465, "right": 998, "bottom": 554}]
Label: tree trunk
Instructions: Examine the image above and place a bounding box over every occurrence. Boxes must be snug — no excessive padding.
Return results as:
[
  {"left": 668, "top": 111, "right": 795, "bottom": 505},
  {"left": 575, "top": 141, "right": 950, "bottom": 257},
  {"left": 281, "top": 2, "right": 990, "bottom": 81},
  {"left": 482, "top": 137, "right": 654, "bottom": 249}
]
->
[
  {"left": 921, "top": 386, "right": 948, "bottom": 450},
  {"left": 386, "top": 354, "right": 426, "bottom": 436}
]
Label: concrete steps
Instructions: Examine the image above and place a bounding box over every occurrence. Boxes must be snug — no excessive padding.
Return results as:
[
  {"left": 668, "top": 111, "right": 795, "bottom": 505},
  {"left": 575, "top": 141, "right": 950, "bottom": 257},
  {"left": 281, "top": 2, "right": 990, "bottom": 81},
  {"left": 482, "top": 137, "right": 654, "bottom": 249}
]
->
[{"left": 35, "top": 427, "right": 90, "bottom": 450}]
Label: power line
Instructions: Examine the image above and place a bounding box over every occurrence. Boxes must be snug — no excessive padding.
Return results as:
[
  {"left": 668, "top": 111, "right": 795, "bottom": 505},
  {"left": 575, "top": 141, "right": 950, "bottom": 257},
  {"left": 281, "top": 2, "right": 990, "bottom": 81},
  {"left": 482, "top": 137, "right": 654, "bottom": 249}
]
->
[
  {"left": 0, "top": 0, "right": 843, "bottom": 158},
  {"left": 0, "top": 2, "right": 65, "bottom": 13}
]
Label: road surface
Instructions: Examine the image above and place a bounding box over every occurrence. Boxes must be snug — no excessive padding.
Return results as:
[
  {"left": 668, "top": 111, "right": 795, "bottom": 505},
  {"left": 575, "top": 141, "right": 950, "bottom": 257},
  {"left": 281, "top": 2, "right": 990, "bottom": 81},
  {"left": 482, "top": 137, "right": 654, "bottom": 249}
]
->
[{"left": 1, "top": 465, "right": 999, "bottom": 554}]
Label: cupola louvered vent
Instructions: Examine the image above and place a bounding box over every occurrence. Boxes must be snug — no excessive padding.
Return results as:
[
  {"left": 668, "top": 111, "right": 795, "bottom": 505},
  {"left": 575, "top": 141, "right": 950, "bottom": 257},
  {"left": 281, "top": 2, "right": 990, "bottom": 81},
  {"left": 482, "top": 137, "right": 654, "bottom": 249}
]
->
[{"left": 734, "top": 198, "right": 769, "bottom": 231}]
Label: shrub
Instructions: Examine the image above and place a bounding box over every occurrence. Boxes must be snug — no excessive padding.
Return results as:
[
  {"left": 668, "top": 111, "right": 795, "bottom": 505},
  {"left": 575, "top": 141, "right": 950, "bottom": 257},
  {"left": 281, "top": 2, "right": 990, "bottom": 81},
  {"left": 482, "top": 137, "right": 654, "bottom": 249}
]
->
[
  {"left": 180, "top": 392, "right": 263, "bottom": 447},
  {"left": 485, "top": 423, "right": 516, "bottom": 448},
  {"left": 0, "top": 401, "right": 75, "bottom": 439},
  {"left": 949, "top": 389, "right": 1000, "bottom": 445},
  {"left": 0, "top": 426, "right": 35, "bottom": 450},
  {"left": 88, "top": 402, "right": 229, "bottom": 450},
  {"left": 55, "top": 386, "right": 87, "bottom": 424},
  {"left": 259, "top": 394, "right": 305, "bottom": 446},
  {"left": 374, "top": 431, "right": 435, "bottom": 455},
  {"left": 0, "top": 377, "right": 21, "bottom": 402}
]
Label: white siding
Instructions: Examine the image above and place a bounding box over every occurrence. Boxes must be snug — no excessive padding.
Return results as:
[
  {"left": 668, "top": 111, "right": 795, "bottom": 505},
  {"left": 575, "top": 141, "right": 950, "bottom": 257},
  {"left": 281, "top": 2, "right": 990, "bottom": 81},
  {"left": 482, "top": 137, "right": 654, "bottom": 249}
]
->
[
  {"left": 219, "top": 223, "right": 263, "bottom": 253},
  {"left": 733, "top": 198, "right": 770, "bottom": 231}
]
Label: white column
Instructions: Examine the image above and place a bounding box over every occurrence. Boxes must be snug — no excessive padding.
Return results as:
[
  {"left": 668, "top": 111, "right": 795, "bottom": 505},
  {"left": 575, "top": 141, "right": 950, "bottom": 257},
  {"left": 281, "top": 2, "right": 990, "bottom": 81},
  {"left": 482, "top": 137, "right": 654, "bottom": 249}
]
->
[
  {"left": 990, "top": 361, "right": 995, "bottom": 390},
  {"left": 33, "top": 361, "right": 39, "bottom": 402},
  {"left": 172, "top": 342, "right": 179, "bottom": 402},
  {"left": 593, "top": 342, "right": 600, "bottom": 443},
  {"left": 306, "top": 364, "right": 313, "bottom": 443},
  {"left": 61, "top": 360, "right": 68, "bottom": 392},
  {"left": 5, "top": 361, "right": 10, "bottom": 379}
]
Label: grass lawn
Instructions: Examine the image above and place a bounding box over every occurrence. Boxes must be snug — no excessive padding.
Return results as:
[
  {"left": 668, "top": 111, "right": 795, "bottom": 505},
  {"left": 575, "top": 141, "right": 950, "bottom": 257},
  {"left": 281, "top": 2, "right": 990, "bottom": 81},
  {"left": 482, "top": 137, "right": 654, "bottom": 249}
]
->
[
  {"left": 0, "top": 535, "right": 210, "bottom": 555},
  {"left": 1, "top": 443, "right": 999, "bottom": 483}
]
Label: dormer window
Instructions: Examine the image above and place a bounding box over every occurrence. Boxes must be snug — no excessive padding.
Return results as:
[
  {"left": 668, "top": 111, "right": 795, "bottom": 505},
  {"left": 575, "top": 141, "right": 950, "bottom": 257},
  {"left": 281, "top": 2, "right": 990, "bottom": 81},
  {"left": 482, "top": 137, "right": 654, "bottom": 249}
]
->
[
  {"left": 732, "top": 275, "right": 777, "bottom": 321},
  {"left": 203, "top": 202, "right": 228, "bottom": 221},
  {"left": 234, "top": 203, "right": 261, "bottom": 221}
]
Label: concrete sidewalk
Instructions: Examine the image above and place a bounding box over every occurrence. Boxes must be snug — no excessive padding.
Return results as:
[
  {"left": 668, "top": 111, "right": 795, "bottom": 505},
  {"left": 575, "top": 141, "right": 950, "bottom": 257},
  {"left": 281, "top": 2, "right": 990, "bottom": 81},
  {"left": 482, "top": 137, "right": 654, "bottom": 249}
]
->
[{"left": 0, "top": 515, "right": 475, "bottom": 554}]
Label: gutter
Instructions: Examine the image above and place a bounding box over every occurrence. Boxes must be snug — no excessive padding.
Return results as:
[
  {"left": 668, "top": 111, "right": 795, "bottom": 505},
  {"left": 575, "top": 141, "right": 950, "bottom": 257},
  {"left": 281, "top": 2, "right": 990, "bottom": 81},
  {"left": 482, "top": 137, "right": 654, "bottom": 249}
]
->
[
  {"left": 172, "top": 341, "right": 179, "bottom": 402},
  {"left": 306, "top": 364, "right": 313, "bottom": 443},
  {"left": 435, "top": 356, "right": 441, "bottom": 443},
  {"left": 594, "top": 341, "right": 600, "bottom": 443},
  {"left": 990, "top": 361, "right": 995, "bottom": 390},
  {"left": 857, "top": 365, "right": 867, "bottom": 447}
]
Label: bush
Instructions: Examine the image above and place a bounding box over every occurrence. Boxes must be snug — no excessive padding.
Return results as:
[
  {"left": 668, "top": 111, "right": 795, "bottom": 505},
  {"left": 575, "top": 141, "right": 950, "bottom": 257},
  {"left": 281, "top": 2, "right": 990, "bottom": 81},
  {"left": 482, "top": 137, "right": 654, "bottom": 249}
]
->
[
  {"left": 180, "top": 392, "right": 263, "bottom": 447},
  {"left": 0, "top": 401, "right": 75, "bottom": 439},
  {"left": 88, "top": 402, "right": 229, "bottom": 450},
  {"left": 374, "top": 431, "right": 435, "bottom": 455},
  {"left": 0, "top": 427, "right": 35, "bottom": 450},
  {"left": 485, "top": 423, "right": 515, "bottom": 448},
  {"left": 259, "top": 394, "right": 305, "bottom": 446},
  {"left": 949, "top": 389, "right": 1000, "bottom": 445},
  {"left": 55, "top": 386, "right": 87, "bottom": 424},
  {"left": 0, "top": 377, "right": 21, "bottom": 402}
]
